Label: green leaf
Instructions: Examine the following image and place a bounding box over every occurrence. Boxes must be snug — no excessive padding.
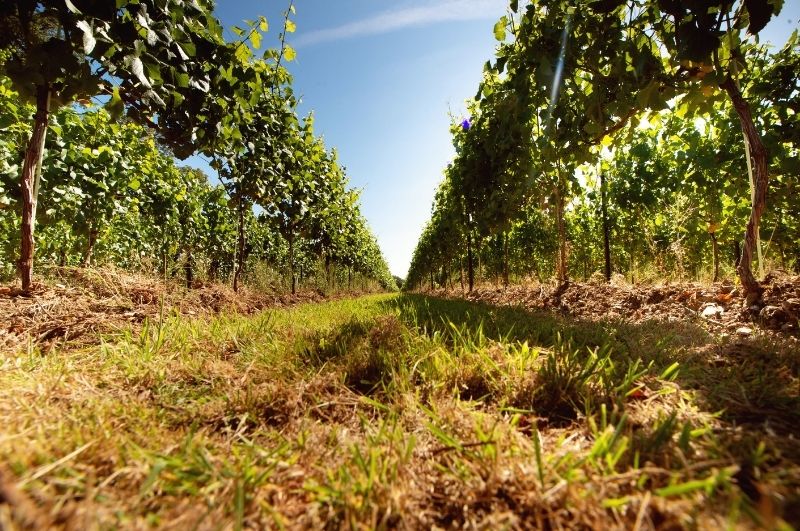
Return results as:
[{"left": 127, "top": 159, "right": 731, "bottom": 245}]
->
[
  {"left": 660, "top": 362, "right": 680, "bottom": 380},
  {"left": 0, "top": 113, "right": 16, "bottom": 130},
  {"left": 250, "top": 31, "right": 262, "bottom": 49},
  {"left": 655, "top": 479, "right": 708, "bottom": 497},
  {"left": 283, "top": 45, "right": 296, "bottom": 62},
  {"left": 105, "top": 87, "right": 124, "bottom": 119},
  {"left": 174, "top": 72, "right": 190, "bottom": 88},
  {"left": 636, "top": 80, "right": 659, "bottom": 110},
  {"left": 139, "top": 459, "right": 166, "bottom": 497},
  {"left": 181, "top": 41, "right": 196, "bottom": 57},
  {"left": 259, "top": 16, "right": 269, "bottom": 32},
  {"left": 601, "top": 496, "right": 631, "bottom": 509},
  {"left": 493, "top": 16, "right": 507, "bottom": 41},
  {"left": 235, "top": 44, "right": 252, "bottom": 63}
]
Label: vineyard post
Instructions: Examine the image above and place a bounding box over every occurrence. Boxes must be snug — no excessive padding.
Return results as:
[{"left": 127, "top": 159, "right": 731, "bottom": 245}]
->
[
  {"left": 82, "top": 224, "right": 99, "bottom": 267},
  {"left": 185, "top": 246, "right": 194, "bottom": 288},
  {"left": 288, "top": 232, "right": 296, "bottom": 295},
  {"left": 459, "top": 256, "right": 465, "bottom": 292},
  {"left": 233, "top": 200, "right": 245, "bottom": 292},
  {"left": 325, "top": 255, "right": 332, "bottom": 290},
  {"left": 710, "top": 232, "right": 720, "bottom": 282},
  {"left": 477, "top": 238, "right": 482, "bottom": 284},
  {"left": 466, "top": 231, "right": 474, "bottom": 291},
  {"left": 600, "top": 172, "right": 611, "bottom": 282},
  {"left": 554, "top": 170, "right": 568, "bottom": 285},
  {"left": 502, "top": 231, "right": 510, "bottom": 286}
]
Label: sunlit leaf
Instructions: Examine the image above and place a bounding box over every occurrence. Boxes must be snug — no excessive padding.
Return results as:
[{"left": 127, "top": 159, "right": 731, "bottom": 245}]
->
[{"left": 493, "top": 16, "right": 507, "bottom": 41}]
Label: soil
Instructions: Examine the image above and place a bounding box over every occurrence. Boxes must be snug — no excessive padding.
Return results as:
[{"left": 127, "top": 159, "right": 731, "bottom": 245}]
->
[
  {"left": 429, "top": 271, "right": 800, "bottom": 339},
  {"left": 4, "top": 268, "right": 798, "bottom": 355},
  {"left": 0, "top": 267, "right": 348, "bottom": 354}
]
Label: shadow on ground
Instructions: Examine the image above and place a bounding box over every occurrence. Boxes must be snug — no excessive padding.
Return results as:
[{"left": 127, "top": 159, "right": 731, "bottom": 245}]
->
[{"left": 386, "top": 293, "right": 800, "bottom": 441}]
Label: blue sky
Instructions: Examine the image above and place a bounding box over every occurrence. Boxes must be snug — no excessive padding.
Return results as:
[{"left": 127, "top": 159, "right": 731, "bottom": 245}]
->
[
  {"left": 185, "top": 1, "right": 798, "bottom": 278},
  {"left": 185, "top": 0, "right": 507, "bottom": 277}
]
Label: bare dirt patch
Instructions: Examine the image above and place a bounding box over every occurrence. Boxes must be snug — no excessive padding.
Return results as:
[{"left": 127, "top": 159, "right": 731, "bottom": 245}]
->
[
  {"left": 0, "top": 266, "right": 343, "bottom": 354},
  {"left": 430, "top": 272, "right": 800, "bottom": 338}
]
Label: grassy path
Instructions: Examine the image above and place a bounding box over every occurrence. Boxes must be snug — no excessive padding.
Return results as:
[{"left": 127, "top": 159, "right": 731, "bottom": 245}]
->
[{"left": 1, "top": 293, "right": 797, "bottom": 529}]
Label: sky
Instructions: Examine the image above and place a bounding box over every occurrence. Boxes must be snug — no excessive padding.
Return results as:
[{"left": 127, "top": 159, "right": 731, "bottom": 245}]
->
[
  {"left": 184, "top": 1, "right": 798, "bottom": 278},
  {"left": 185, "top": 0, "right": 507, "bottom": 278}
]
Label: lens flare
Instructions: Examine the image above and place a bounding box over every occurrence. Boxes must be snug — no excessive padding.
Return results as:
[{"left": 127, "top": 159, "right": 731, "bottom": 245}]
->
[{"left": 545, "top": 15, "right": 572, "bottom": 132}]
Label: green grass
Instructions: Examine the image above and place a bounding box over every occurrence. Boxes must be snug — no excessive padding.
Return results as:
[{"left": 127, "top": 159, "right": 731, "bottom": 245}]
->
[{"left": 1, "top": 293, "right": 798, "bottom": 529}]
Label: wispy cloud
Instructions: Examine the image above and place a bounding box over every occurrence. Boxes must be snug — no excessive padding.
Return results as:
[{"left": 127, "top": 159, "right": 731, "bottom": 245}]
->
[{"left": 294, "top": 0, "right": 507, "bottom": 47}]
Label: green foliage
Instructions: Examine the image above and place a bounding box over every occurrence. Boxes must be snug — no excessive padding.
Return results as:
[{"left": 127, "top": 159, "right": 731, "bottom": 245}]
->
[
  {"left": 0, "top": 0, "right": 245, "bottom": 154},
  {"left": 407, "top": 2, "right": 799, "bottom": 288},
  {"left": 0, "top": 80, "right": 391, "bottom": 289},
  {"left": 0, "top": 1, "right": 393, "bottom": 291}
]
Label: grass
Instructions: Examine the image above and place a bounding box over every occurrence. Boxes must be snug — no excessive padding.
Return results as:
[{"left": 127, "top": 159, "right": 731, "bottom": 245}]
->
[{"left": 1, "top": 293, "right": 798, "bottom": 529}]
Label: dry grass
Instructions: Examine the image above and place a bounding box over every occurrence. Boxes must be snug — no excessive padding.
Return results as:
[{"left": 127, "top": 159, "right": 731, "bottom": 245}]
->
[
  {"left": 428, "top": 272, "right": 800, "bottom": 337},
  {"left": 0, "top": 266, "right": 346, "bottom": 355},
  {"left": 0, "top": 291, "right": 798, "bottom": 529}
]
